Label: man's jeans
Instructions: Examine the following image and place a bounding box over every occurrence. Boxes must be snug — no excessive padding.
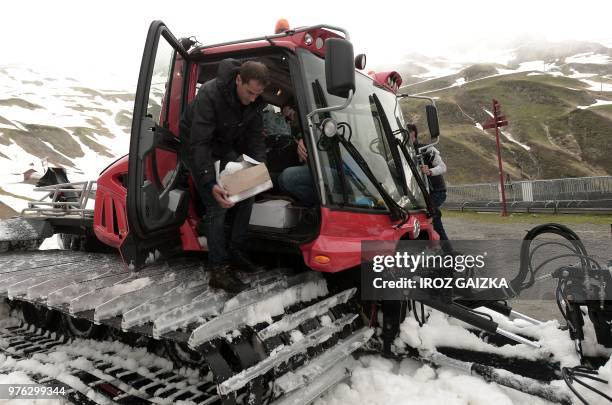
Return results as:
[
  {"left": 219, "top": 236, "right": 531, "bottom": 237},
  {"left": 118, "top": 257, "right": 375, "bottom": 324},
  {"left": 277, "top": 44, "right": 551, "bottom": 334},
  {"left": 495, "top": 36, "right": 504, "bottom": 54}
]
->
[
  {"left": 430, "top": 190, "right": 448, "bottom": 241},
  {"left": 199, "top": 187, "right": 254, "bottom": 265},
  {"left": 278, "top": 165, "right": 316, "bottom": 207}
]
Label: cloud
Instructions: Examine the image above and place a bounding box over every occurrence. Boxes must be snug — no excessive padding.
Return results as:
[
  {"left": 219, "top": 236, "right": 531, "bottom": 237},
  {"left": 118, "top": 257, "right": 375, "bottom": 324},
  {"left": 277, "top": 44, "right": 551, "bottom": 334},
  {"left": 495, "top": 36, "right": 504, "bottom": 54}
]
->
[{"left": 3, "top": 0, "right": 611, "bottom": 84}]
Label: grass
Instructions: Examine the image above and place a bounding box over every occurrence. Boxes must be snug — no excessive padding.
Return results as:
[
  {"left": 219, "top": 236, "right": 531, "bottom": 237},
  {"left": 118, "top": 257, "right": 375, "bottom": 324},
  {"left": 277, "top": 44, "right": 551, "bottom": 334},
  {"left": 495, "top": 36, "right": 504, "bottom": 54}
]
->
[
  {"left": 443, "top": 210, "right": 612, "bottom": 225},
  {"left": 400, "top": 71, "right": 612, "bottom": 183},
  {"left": 0, "top": 98, "right": 43, "bottom": 109}
]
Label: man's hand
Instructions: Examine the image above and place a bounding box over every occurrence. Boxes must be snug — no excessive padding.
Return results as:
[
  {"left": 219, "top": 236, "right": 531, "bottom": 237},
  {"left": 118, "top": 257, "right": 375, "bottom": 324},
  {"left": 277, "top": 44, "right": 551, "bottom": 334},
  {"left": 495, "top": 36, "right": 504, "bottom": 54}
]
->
[
  {"left": 212, "top": 184, "right": 234, "bottom": 208},
  {"left": 297, "top": 139, "right": 308, "bottom": 162},
  {"left": 420, "top": 165, "right": 432, "bottom": 176}
]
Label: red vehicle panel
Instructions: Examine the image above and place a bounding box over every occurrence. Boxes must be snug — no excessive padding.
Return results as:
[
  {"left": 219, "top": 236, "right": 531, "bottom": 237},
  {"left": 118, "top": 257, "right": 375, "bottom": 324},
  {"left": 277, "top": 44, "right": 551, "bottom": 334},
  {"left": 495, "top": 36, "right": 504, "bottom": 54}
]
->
[{"left": 301, "top": 208, "right": 435, "bottom": 272}]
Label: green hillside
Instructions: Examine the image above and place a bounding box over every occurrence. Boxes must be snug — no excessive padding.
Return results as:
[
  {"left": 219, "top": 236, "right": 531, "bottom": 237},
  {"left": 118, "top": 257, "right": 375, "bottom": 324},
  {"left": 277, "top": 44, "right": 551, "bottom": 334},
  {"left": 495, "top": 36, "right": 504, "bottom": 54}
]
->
[{"left": 401, "top": 72, "right": 612, "bottom": 184}]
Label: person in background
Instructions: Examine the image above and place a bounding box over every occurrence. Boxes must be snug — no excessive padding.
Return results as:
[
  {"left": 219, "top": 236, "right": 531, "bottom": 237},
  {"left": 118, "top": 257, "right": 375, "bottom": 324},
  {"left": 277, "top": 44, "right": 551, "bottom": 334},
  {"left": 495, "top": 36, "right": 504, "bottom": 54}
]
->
[
  {"left": 277, "top": 104, "right": 318, "bottom": 207},
  {"left": 407, "top": 123, "right": 449, "bottom": 242}
]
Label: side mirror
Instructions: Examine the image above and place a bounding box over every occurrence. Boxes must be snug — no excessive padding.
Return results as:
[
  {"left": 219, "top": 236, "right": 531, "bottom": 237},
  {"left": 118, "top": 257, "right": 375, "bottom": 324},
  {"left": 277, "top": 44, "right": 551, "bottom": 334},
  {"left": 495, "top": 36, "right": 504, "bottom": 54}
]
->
[
  {"left": 325, "top": 38, "right": 355, "bottom": 98},
  {"left": 426, "top": 104, "right": 440, "bottom": 138},
  {"left": 355, "top": 54, "right": 367, "bottom": 70}
]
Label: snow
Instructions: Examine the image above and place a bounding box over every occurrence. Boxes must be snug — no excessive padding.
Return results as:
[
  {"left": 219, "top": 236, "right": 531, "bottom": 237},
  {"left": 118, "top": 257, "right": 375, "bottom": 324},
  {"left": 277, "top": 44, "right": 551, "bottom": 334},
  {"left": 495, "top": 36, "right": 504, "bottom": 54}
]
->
[
  {"left": 290, "top": 330, "right": 305, "bottom": 343},
  {"left": 411, "top": 63, "right": 464, "bottom": 79},
  {"left": 243, "top": 278, "right": 329, "bottom": 326},
  {"left": 568, "top": 68, "right": 597, "bottom": 79},
  {"left": 501, "top": 130, "right": 531, "bottom": 151},
  {"left": 395, "top": 307, "right": 586, "bottom": 367},
  {"left": 453, "top": 78, "right": 466, "bottom": 87},
  {"left": 39, "top": 235, "right": 60, "bottom": 250},
  {"left": 566, "top": 52, "right": 611, "bottom": 65},
  {"left": 580, "top": 78, "right": 612, "bottom": 92},
  {"left": 517, "top": 60, "right": 546, "bottom": 72},
  {"left": 481, "top": 108, "right": 531, "bottom": 150},
  {"left": 0, "top": 66, "right": 131, "bottom": 201},
  {"left": 0, "top": 371, "right": 65, "bottom": 405},
  {"left": 577, "top": 98, "right": 612, "bottom": 109},
  {"left": 316, "top": 355, "right": 536, "bottom": 405}
]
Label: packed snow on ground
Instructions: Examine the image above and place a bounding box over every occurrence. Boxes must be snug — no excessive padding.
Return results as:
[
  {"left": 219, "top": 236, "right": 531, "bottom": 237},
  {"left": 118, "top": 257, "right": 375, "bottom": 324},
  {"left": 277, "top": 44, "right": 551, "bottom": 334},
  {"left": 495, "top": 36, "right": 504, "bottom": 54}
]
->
[{"left": 315, "top": 355, "right": 553, "bottom": 405}]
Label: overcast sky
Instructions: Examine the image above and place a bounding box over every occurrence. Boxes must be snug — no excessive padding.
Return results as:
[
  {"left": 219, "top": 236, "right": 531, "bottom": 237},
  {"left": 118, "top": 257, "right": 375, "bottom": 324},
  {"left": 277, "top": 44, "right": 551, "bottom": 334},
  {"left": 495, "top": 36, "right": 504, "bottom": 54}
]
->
[{"left": 2, "top": 0, "right": 612, "bottom": 89}]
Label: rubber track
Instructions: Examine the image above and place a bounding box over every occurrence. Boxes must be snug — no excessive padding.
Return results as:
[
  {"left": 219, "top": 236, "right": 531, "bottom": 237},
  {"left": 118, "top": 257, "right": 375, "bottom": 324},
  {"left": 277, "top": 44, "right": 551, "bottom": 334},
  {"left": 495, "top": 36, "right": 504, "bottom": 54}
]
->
[{"left": 0, "top": 322, "right": 220, "bottom": 404}]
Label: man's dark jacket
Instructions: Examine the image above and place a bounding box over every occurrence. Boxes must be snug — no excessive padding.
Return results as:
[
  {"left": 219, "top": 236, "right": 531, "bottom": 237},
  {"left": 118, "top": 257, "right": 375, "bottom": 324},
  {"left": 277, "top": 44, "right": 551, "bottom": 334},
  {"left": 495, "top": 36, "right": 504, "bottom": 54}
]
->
[{"left": 180, "top": 59, "right": 266, "bottom": 192}]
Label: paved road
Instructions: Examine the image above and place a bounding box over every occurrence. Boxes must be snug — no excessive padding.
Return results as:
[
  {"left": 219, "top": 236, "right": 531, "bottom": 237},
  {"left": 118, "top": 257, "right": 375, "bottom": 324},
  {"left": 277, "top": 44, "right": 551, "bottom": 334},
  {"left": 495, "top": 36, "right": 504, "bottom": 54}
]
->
[{"left": 443, "top": 215, "right": 612, "bottom": 322}]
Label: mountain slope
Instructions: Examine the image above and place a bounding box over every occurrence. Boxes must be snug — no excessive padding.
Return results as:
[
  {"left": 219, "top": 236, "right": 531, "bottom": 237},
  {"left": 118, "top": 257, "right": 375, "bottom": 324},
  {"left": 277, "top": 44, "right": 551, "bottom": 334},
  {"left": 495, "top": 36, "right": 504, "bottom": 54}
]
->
[
  {"left": 0, "top": 66, "right": 132, "bottom": 174},
  {"left": 397, "top": 41, "right": 612, "bottom": 184}
]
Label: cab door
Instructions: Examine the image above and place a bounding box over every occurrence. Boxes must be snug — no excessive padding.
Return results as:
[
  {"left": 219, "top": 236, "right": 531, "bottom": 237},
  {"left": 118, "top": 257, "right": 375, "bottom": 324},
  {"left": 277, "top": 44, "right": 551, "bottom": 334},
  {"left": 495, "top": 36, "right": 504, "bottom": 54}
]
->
[{"left": 122, "top": 21, "right": 191, "bottom": 269}]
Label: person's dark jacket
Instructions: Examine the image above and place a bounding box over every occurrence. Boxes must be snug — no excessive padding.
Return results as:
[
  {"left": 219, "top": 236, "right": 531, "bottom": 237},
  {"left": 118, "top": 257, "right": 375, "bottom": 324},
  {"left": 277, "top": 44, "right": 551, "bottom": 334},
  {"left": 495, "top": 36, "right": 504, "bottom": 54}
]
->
[{"left": 180, "top": 59, "right": 266, "bottom": 191}]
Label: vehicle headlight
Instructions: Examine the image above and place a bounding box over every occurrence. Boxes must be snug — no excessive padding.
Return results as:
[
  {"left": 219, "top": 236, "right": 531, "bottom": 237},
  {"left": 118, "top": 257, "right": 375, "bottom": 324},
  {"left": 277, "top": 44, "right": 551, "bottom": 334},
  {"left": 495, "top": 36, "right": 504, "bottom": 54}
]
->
[{"left": 321, "top": 118, "right": 338, "bottom": 137}]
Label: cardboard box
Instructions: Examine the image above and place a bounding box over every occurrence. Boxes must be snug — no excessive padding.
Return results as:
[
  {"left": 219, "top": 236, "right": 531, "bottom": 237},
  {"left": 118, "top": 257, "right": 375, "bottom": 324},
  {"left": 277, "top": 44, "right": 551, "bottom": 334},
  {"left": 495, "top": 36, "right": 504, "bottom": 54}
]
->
[{"left": 216, "top": 155, "right": 273, "bottom": 203}]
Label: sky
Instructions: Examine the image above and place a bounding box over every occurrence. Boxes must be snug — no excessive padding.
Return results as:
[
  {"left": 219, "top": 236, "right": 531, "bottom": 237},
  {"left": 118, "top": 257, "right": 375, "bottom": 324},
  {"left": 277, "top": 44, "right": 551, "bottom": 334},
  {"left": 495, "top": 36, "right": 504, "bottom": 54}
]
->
[{"left": 2, "top": 0, "right": 612, "bottom": 89}]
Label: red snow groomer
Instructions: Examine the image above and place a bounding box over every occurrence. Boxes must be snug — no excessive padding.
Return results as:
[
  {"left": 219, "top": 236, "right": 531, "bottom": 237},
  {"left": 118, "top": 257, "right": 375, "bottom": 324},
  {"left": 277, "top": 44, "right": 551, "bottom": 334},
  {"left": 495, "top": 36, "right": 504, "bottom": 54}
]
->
[{"left": 1, "top": 20, "right": 611, "bottom": 405}]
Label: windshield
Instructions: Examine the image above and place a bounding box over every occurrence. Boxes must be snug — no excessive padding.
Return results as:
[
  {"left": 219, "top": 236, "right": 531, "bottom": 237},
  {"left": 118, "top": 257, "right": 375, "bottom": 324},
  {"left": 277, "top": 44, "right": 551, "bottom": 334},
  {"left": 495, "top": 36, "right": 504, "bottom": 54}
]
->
[{"left": 300, "top": 50, "right": 426, "bottom": 210}]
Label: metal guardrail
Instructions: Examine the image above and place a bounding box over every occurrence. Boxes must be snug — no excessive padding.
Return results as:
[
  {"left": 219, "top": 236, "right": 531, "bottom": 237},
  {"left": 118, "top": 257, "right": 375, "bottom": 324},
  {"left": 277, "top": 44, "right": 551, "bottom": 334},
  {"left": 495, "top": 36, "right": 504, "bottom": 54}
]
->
[
  {"left": 445, "top": 176, "right": 612, "bottom": 214},
  {"left": 21, "top": 181, "right": 96, "bottom": 219}
]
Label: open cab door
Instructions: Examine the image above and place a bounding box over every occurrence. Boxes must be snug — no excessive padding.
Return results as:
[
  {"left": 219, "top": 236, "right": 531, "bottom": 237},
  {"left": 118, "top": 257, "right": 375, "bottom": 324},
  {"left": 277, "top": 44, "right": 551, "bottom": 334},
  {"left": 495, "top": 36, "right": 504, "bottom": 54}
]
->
[{"left": 121, "top": 21, "right": 191, "bottom": 269}]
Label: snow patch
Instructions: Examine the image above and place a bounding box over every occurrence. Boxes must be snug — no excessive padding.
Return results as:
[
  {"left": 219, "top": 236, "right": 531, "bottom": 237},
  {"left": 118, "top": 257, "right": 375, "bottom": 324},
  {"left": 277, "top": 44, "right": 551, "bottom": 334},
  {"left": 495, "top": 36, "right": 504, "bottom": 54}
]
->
[
  {"left": 480, "top": 108, "right": 530, "bottom": 150},
  {"left": 566, "top": 52, "right": 611, "bottom": 65},
  {"left": 453, "top": 78, "right": 466, "bottom": 87},
  {"left": 577, "top": 99, "right": 612, "bottom": 109},
  {"left": 580, "top": 79, "right": 612, "bottom": 92},
  {"left": 517, "top": 60, "right": 546, "bottom": 72},
  {"left": 501, "top": 130, "right": 531, "bottom": 151},
  {"left": 568, "top": 68, "right": 597, "bottom": 79},
  {"left": 412, "top": 63, "right": 464, "bottom": 79}
]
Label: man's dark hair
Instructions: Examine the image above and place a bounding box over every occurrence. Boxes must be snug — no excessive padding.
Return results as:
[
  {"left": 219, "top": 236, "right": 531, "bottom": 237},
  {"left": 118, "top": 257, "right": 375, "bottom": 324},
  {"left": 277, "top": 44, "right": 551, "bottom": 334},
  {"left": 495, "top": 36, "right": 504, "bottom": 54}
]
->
[
  {"left": 239, "top": 61, "right": 270, "bottom": 87},
  {"left": 406, "top": 123, "right": 418, "bottom": 136}
]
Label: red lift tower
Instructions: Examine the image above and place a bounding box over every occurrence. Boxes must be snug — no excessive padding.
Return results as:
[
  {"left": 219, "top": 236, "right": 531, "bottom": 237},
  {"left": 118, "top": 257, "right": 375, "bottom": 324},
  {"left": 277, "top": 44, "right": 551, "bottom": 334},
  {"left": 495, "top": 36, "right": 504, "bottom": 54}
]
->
[{"left": 482, "top": 99, "right": 509, "bottom": 216}]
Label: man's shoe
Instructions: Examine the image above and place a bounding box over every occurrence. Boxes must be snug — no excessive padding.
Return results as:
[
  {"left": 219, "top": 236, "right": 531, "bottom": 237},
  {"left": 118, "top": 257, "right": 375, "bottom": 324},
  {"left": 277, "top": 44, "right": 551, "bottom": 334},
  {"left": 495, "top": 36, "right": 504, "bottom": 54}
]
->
[
  {"left": 229, "top": 249, "right": 263, "bottom": 273},
  {"left": 209, "top": 264, "right": 248, "bottom": 294}
]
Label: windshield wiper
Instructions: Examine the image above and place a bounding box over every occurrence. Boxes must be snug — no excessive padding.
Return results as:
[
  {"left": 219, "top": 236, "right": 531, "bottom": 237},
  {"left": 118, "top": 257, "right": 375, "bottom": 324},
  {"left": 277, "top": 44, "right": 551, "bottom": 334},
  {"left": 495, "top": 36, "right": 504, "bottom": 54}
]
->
[
  {"left": 310, "top": 80, "right": 406, "bottom": 222},
  {"left": 391, "top": 97, "right": 436, "bottom": 217},
  {"left": 335, "top": 131, "right": 407, "bottom": 222},
  {"left": 371, "top": 94, "right": 420, "bottom": 209}
]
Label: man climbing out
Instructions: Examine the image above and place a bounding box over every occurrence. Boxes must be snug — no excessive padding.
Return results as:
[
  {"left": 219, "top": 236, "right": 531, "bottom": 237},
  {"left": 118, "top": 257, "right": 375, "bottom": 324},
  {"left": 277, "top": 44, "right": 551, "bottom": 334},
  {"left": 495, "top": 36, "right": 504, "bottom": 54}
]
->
[{"left": 180, "top": 59, "right": 270, "bottom": 293}]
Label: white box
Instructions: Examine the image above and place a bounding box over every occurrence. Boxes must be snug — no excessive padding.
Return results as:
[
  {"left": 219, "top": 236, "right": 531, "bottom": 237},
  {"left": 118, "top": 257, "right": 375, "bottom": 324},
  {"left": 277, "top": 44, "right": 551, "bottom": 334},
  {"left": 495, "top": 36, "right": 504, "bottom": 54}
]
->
[{"left": 249, "top": 199, "right": 300, "bottom": 229}]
